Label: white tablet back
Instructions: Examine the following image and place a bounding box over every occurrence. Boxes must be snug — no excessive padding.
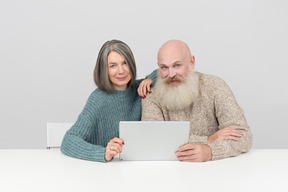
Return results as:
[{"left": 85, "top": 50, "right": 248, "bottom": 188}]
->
[{"left": 119, "top": 121, "right": 190, "bottom": 161}]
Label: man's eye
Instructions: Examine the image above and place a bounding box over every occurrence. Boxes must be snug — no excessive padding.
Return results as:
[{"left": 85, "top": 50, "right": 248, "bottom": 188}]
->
[{"left": 161, "top": 66, "right": 168, "bottom": 69}]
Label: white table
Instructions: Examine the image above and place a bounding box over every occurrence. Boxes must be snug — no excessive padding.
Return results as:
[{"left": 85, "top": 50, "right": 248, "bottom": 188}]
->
[{"left": 0, "top": 149, "right": 287, "bottom": 192}]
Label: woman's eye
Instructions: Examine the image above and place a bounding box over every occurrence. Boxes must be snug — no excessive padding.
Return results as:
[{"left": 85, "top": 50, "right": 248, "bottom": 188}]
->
[
  {"left": 109, "top": 64, "right": 115, "bottom": 68},
  {"left": 175, "top": 64, "right": 181, "bottom": 67}
]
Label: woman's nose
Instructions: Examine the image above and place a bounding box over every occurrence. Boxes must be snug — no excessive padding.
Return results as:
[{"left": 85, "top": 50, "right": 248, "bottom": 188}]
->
[{"left": 118, "top": 65, "right": 124, "bottom": 73}]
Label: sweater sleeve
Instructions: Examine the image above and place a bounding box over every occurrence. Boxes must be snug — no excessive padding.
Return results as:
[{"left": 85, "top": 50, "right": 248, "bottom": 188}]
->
[
  {"left": 206, "top": 78, "right": 253, "bottom": 160},
  {"left": 135, "top": 69, "right": 158, "bottom": 88},
  {"left": 60, "top": 93, "right": 107, "bottom": 162},
  {"left": 145, "top": 69, "right": 158, "bottom": 86}
]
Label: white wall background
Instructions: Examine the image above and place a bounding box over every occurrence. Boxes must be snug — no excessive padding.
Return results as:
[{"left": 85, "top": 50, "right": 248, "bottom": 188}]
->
[{"left": 0, "top": 0, "right": 287, "bottom": 149}]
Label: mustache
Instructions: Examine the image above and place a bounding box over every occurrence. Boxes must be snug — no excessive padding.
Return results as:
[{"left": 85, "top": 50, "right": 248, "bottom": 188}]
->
[{"left": 164, "top": 76, "right": 184, "bottom": 84}]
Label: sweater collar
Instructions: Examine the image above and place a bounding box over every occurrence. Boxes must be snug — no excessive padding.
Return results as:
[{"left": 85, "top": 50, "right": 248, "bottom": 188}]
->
[{"left": 110, "top": 86, "right": 133, "bottom": 97}]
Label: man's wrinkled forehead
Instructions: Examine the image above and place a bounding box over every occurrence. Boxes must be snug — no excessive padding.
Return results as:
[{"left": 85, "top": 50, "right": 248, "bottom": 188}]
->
[{"left": 157, "top": 41, "right": 190, "bottom": 65}]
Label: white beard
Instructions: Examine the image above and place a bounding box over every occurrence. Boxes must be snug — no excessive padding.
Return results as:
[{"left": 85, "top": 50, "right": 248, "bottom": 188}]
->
[{"left": 153, "top": 70, "right": 199, "bottom": 111}]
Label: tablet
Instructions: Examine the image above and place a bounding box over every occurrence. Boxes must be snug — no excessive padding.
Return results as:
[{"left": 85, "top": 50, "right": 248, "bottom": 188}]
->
[{"left": 119, "top": 121, "right": 190, "bottom": 161}]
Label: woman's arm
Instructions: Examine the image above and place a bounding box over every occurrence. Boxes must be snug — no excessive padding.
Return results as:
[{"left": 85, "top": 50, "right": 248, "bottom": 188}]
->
[
  {"left": 60, "top": 91, "right": 107, "bottom": 162},
  {"left": 60, "top": 115, "right": 107, "bottom": 162},
  {"left": 136, "top": 69, "right": 158, "bottom": 97}
]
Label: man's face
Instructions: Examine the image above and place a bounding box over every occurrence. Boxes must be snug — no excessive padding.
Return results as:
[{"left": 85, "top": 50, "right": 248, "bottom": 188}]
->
[{"left": 157, "top": 47, "right": 195, "bottom": 87}]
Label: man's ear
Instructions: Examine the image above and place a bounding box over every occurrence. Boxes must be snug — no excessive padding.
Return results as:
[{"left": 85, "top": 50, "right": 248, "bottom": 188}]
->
[{"left": 191, "top": 55, "right": 195, "bottom": 69}]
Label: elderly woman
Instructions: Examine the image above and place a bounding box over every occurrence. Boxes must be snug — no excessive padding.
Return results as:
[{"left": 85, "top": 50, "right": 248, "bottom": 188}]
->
[{"left": 61, "top": 40, "right": 157, "bottom": 162}]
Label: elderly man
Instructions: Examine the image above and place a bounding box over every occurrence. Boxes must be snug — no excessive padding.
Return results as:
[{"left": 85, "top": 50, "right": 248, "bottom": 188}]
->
[{"left": 141, "top": 40, "right": 252, "bottom": 162}]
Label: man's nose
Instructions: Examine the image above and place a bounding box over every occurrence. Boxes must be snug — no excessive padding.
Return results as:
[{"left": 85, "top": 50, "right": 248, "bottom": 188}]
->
[{"left": 168, "top": 68, "right": 176, "bottom": 78}]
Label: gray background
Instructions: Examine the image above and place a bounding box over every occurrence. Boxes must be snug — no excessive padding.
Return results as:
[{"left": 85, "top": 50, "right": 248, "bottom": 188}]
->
[{"left": 1, "top": 0, "right": 287, "bottom": 149}]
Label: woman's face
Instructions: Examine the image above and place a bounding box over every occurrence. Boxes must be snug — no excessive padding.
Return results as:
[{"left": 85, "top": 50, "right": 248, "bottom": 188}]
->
[{"left": 107, "top": 51, "right": 132, "bottom": 90}]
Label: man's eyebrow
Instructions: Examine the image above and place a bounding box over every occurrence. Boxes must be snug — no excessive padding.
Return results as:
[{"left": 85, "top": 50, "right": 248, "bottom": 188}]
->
[
  {"left": 159, "top": 63, "right": 168, "bottom": 67},
  {"left": 159, "top": 61, "right": 181, "bottom": 66}
]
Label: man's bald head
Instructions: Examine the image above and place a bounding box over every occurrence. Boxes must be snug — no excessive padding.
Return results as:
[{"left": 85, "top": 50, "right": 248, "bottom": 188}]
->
[
  {"left": 157, "top": 40, "right": 195, "bottom": 80},
  {"left": 158, "top": 40, "right": 191, "bottom": 62}
]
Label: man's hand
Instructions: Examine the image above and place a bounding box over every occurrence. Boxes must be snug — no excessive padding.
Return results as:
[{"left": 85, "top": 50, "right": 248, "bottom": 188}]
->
[
  {"left": 175, "top": 144, "right": 212, "bottom": 162},
  {"left": 208, "top": 127, "right": 242, "bottom": 144}
]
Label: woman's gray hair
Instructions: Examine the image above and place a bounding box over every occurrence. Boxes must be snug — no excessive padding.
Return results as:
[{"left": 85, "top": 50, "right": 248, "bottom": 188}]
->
[{"left": 94, "top": 40, "right": 137, "bottom": 93}]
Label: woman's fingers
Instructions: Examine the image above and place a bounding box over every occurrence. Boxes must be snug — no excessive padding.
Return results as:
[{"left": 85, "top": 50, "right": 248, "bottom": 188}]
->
[
  {"left": 137, "top": 84, "right": 145, "bottom": 98},
  {"left": 137, "top": 78, "right": 152, "bottom": 98},
  {"left": 105, "top": 149, "right": 118, "bottom": 161},
  {"left": 107, "top": 150, "right": 118, "bottom": 157},
  {"left": 108, "top": 143, "right": 122, "bottom": 153},
  {"left": 107, "top": 137, "right": 124, "bottom": 154},
  {"left": 110, "top": 137, "right": 124, "bottom": 145}
]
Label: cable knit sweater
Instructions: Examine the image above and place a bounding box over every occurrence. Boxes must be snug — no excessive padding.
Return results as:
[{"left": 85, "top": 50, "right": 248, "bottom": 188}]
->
[
  {"left": 61, "top": 70, "right": 157, "bottom": 162},
  {"left": 141, "top": 72, "right": 252, "bottom": 160}
]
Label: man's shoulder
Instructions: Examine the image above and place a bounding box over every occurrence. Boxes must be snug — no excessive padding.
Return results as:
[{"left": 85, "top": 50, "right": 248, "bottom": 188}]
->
[
  {"left": 198, "top": 72, "right": 225, "bottom": 83},
  {"left": 197, "top": 72, "right": 227, "bottom": 88},
  {"left": 197, "top": 72, "right": 233, "bottom": 97}
]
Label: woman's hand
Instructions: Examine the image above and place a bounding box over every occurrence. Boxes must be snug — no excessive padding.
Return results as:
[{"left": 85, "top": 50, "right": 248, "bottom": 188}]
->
[
  {"left": 208, "top": 127, "right": 243, "bottom": 144},
  {"left": 105, "top": 137, "right": 124, "bottom": 161},
  {"left": 137, "top": 78, "right": 152, "bottom": 98}
]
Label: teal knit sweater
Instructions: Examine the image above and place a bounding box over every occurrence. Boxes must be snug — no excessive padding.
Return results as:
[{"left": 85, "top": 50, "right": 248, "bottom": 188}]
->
[{"left": 60, "top": 70, "right": 157, "bottom": 162}]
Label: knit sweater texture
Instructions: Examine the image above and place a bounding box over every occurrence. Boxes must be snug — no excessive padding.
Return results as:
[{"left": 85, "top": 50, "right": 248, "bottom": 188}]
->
[
  {"left": 141, "top": 72, "right": 253, "bottom": 160},
  {"left": 61, "top": 70, "right": 157, "bottom": 162}
]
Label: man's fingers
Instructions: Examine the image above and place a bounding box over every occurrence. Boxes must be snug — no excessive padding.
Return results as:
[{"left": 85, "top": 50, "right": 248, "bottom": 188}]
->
[
  {"left": 223, "top": 131, "right": 242, "bottom": 138},
  {"left": 177, "top": 154, "right": 197, "bottom": 161},
  {"left": 178, "top": 144, "right": 195, "bottom": 152},
  {"left": 175, "top": 149, "right": 195, "bottom": 157},
  {"left": 222, "top": 128, "right": 242, "bottom": 135},
  {"left": 218, "top": 135, "right": 240, "bottom": 142},
  {"left": 229, "top": 131, "right": 242, "bottom": 137},
  {"left": 224, "top": 136, "right": 239, "bottom": 141}
]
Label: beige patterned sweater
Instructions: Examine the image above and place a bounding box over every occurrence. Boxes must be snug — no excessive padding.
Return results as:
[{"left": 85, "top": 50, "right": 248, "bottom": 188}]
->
[{"left": 141, "top": 72, "right": 252, "bottom": 160}]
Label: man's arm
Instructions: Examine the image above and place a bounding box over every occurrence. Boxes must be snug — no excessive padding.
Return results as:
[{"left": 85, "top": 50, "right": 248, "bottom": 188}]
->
[{"left": 206, "top": 77, "right": 253, "bottom": 160}]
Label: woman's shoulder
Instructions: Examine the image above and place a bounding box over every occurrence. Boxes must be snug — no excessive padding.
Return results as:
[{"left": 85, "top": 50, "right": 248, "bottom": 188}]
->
[
  {"left": 85, "top": 88, "right": 110, "bottom": 106},
  {"left": 89, "top": 88, "right": 108, "bottom": 98}
]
